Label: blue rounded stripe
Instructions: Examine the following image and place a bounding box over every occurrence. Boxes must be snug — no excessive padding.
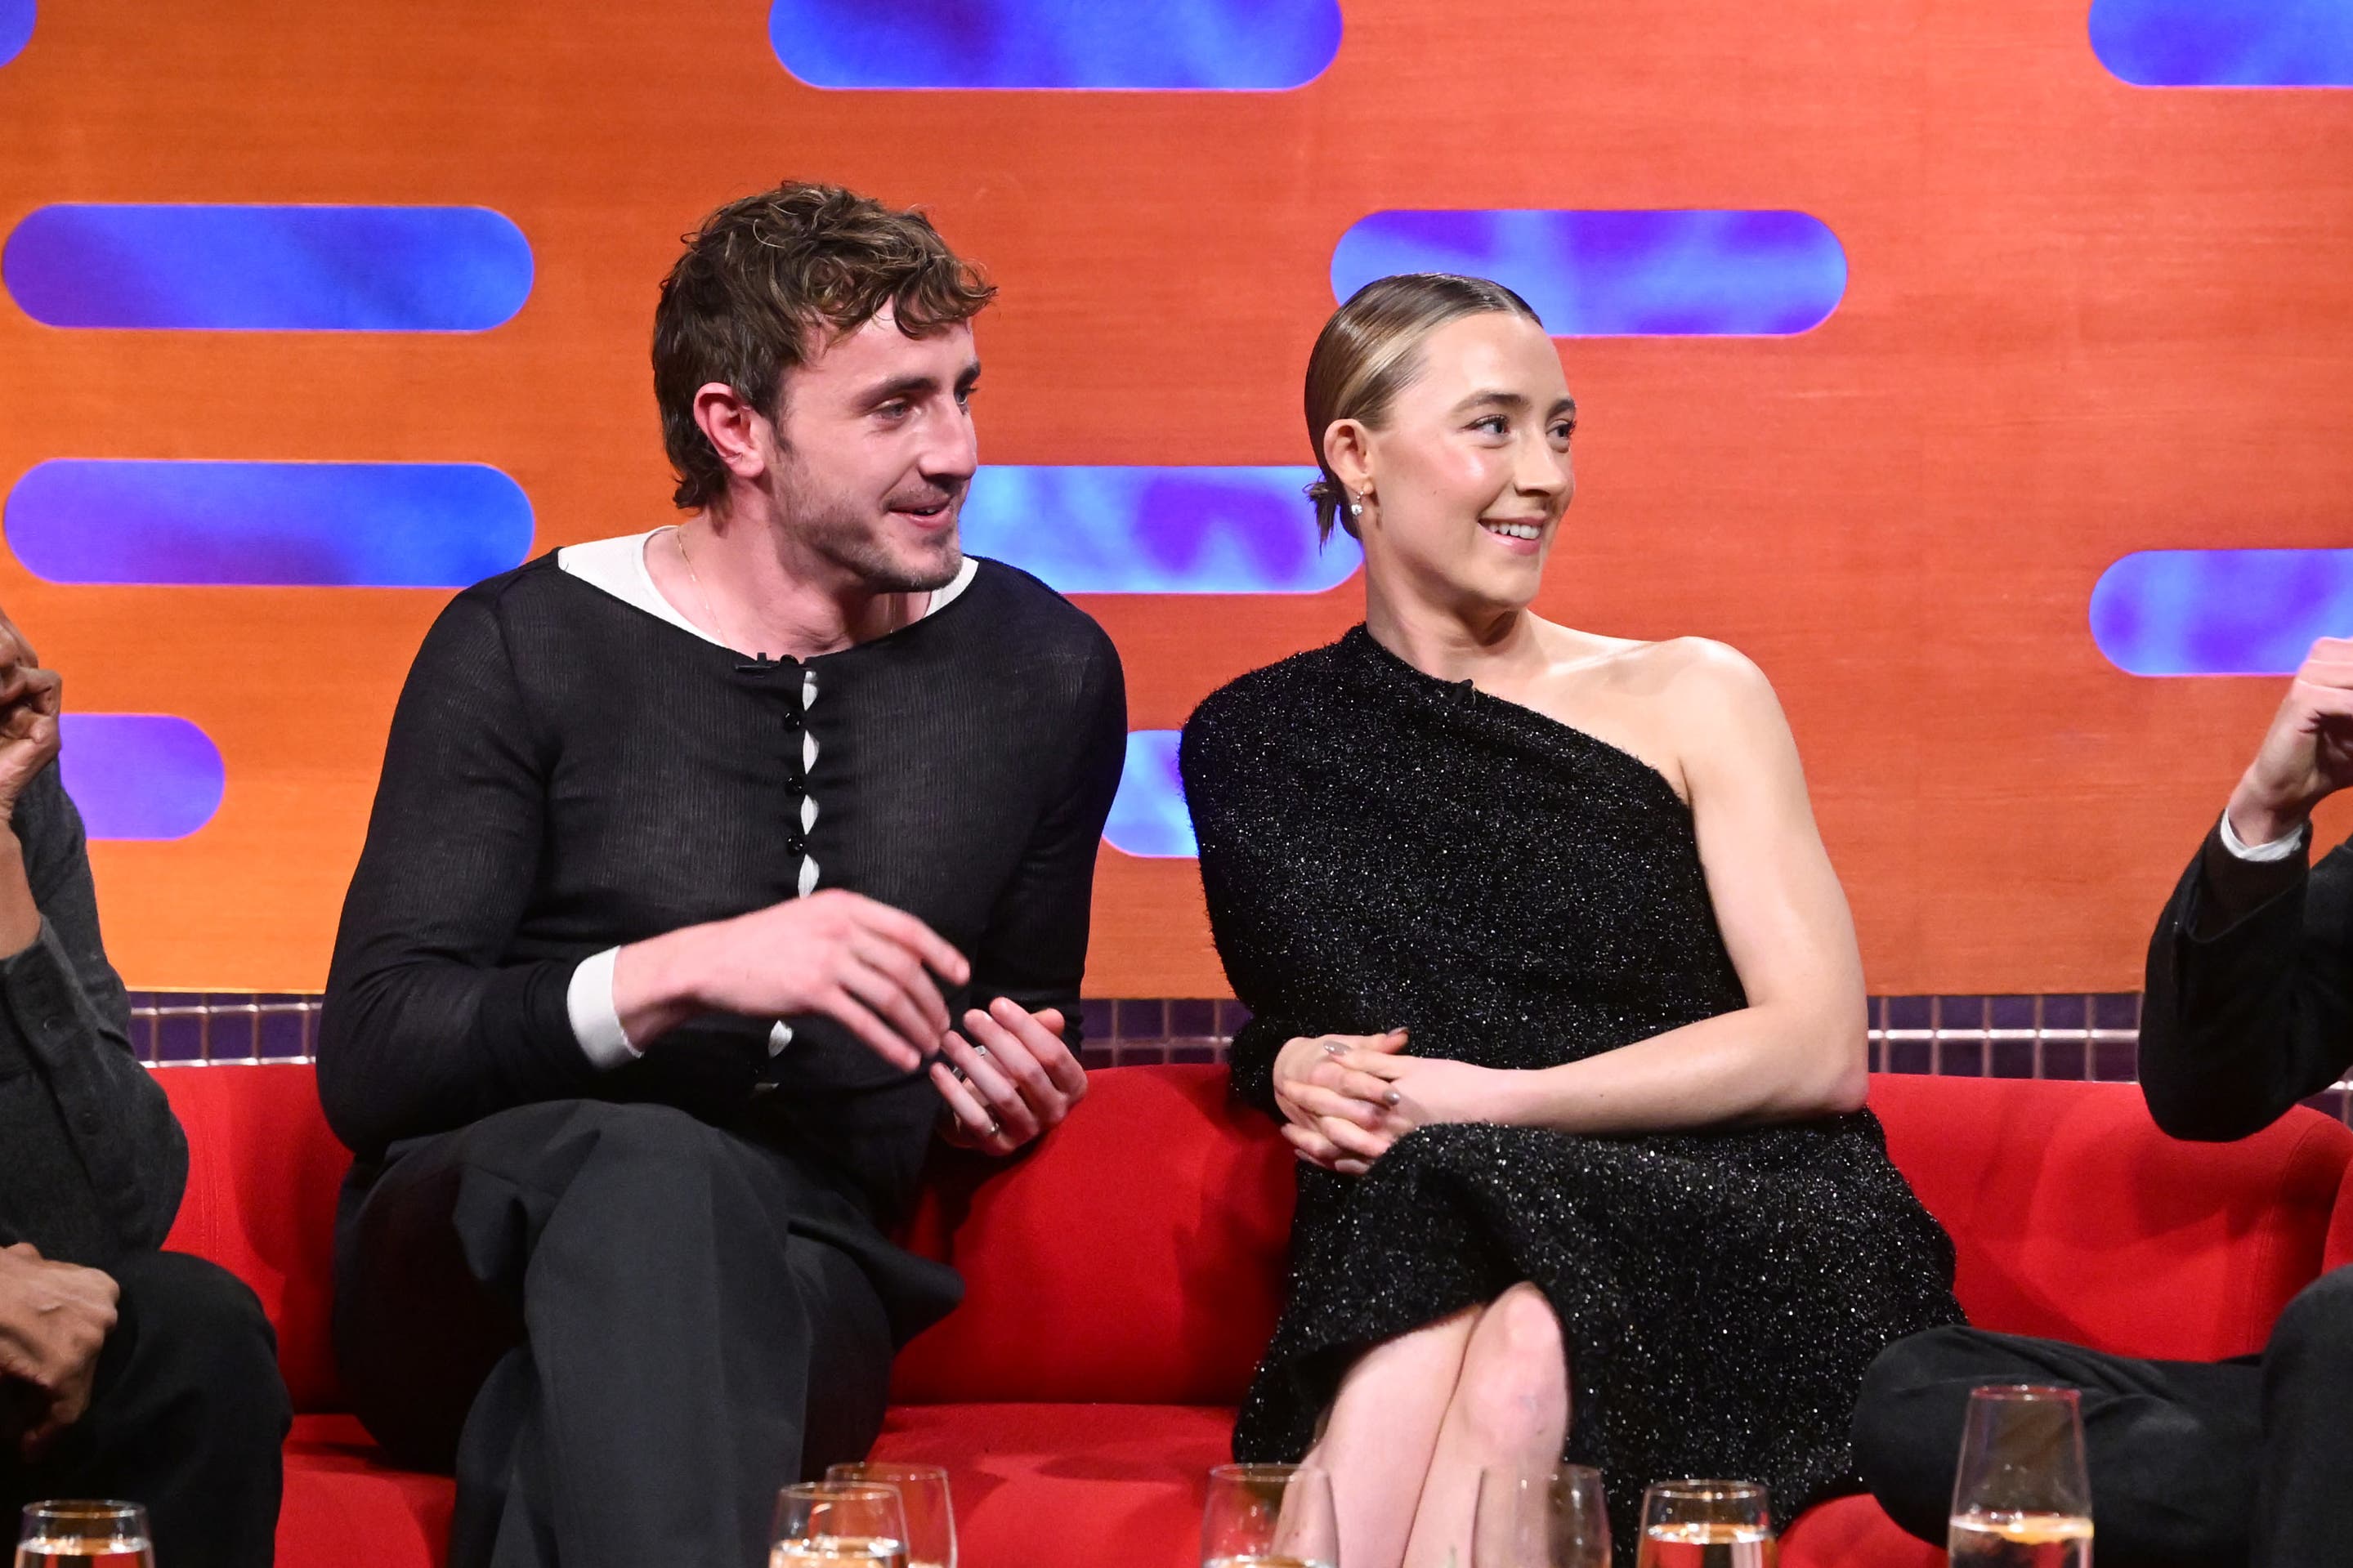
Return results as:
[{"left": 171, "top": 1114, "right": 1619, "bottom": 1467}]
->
[
  {"left": 59, "top": 715, "right": 224, "bottom": 841},
  {"left": 961, "top": 465, "right": 1358, "bottom": 594},
  {"left": 769, "top": 0, "right": 1342, "bottom": 89},
  {"left": 2090, "top": 549, "right": 2353, "bottom": 675},
  {"left": 5, "top": 461, "right": 536, "bottom": 587},
  {"left": 1332, "top": 209, "right": 1848, "bottom": 337},
  {"left": 1104, "top": 731, "right": 1194, "bottom": 858},
  {"left": 2, "top": 204, "right": 533, "bottom": 331},
  {"left": 2091, "top": 0, "right": 2353, "bottom": 87},
  {"left": 0, "top": 0, "right": 34, "bottom": 69}
]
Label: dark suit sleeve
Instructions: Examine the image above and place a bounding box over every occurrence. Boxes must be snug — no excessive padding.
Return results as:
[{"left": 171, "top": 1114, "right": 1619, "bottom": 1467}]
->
[
  {"left": 2140, "top": 821, "right": 2353, "bottom": 1141},
  {"left": 964, "top": 631, "right": 1126, "bottom": 1047},
  {"left": 0, "top": 765, "right": 186, "bottom": 1264},
  {"left": 317, "top": 589, "right": 597, "bottom": 1158}
]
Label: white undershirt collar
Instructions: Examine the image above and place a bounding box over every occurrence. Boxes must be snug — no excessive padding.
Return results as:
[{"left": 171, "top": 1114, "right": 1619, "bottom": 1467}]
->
[{"left": 556, "top": 527, "right": 978, "bottom": 650}]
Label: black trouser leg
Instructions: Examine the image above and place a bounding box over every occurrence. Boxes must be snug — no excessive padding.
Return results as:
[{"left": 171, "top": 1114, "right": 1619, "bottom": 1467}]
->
[
  {"left": 1850, "top": 1325, "right": 2261, "bottom": 1567},
  {"left": 334, "top": 1099, "right": 895, "bottom": 1568},
  {"left": 1, "top": 1251, "right": 290, "bottom": 1568},
  {"left": 2252, "top": 1265, "right": 2353, "bottom": 1567}
]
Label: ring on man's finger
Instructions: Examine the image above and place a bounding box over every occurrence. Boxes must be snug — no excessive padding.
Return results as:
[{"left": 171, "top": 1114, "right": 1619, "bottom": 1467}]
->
[{"left": 971, "top": 1042, "right": 991, "bottom": 1059}]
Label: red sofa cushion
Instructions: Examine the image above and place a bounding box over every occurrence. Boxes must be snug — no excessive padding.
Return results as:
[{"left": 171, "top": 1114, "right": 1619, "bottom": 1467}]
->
[
  {"left": 1780, "top": 1493, "right": 1944, "bottom": 1568},
  {"left": 872, "top": 1402, "right": 1230, "bottom": 1568},
  {"left": 280, "top": 1414, "right": 450, "bottom": 1568},
  {"left": 156, "top": 1063, "right": 349, "bottom": 1413},
  {"left": 892, "top": 1064, "right": 1293, "bottom": 1406},
  {"left": 1871, "top": 1074, "right": 2352, "bottom": 1360}
]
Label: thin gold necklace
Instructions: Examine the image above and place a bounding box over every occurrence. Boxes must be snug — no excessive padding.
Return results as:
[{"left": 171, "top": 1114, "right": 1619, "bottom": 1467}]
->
[{"left": 673, "top": 525, "right": 757, "bottom": 657}]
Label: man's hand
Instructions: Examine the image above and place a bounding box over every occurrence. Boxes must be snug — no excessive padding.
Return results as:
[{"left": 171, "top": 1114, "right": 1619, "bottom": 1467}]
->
[
  {"left": 615, "top": 889, "right": 970, "bottom": 1070},
  {"left": 0, "top": 610, "right": 61, "bottom": 828},
  {"left": 929, "top": 1000, "right": 1088, "bottom": 1156},
  {"left": 1271, "top": 1029, "right": 1419, "bottom": 1177},
  {"left": 2228, "top": 636, "right": 2353, "bottom": 848},
  {"left": 0, "top": 1242, "right": 118, "bottom": 1462}
]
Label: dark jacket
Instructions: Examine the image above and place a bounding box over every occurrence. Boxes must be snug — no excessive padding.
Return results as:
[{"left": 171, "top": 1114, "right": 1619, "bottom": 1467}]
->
[
  {"left": 2141, "top": 819, "right": 2353, "bottom": 1141},
  {"left": 0, "top": 763, "right": 186, "bottom": 1265}
]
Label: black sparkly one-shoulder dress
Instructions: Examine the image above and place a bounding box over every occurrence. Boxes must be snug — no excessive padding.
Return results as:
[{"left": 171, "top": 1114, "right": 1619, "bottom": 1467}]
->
[{"left": 1179, "top": 628, "right": 1963, "bottom": 1557}]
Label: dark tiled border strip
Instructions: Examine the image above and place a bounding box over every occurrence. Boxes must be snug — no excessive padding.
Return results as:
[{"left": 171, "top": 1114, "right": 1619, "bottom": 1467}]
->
[
  {"left": 126, "top": 992, "right": 321, "bottom": 1064},
  {"left": 126, "top": 991, "right": 2351, "bottom": 1127}
]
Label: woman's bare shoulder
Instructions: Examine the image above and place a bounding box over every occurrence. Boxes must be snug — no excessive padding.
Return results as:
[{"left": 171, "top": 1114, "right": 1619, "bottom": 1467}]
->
[{"left": 1537, "top": 623, "right": 1776, "bottom": 709}]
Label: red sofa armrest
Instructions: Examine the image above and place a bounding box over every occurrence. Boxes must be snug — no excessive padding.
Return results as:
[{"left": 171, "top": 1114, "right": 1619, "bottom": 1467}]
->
[{"left": 155, "top": 1063, "right": 351, "bottom": 1413}]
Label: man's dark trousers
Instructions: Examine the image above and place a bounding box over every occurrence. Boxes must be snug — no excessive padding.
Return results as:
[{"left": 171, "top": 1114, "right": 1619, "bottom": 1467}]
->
[
  {"left": 0, "top": 1250, "right": 289, "bottom": 1568},
  {"left": 1853, "top": 1264, "right": 2353, "bottom": 1566},
  {"left": 335, "top": 1098, "right": 901, "bottom": 1568}
]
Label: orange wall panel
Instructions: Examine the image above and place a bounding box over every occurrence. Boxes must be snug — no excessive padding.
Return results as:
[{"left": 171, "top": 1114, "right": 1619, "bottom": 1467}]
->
[{"left": 0, "top": 0, "right": 2344, "bottom": 994}]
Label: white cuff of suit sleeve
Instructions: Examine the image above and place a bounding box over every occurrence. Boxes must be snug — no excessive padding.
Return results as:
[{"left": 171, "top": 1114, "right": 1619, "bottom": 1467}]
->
[
  {"left": 566, "top": 947, "right": 641, "bottom": 1069},
  {"left": 2218, "top": 808, "right": 2308, "bottom": 863}
]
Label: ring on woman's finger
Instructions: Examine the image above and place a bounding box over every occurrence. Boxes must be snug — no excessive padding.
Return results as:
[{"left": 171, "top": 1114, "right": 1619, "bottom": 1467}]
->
[
  {"left": 1322, "top": 1039, "right": 1345, "bottom": 1056},
  {"left": 985, "top": 1114, "right": 1003, "bottom": 1138},
  {"left": 972, "top": 1043, "right": 991, "bottom": 1059}
]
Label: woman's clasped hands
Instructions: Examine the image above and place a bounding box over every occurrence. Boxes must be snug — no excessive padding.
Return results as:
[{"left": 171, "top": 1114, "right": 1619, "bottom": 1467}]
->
[{"left": 1271, "top": 1029, "right": 1511, "bottom": 1176}]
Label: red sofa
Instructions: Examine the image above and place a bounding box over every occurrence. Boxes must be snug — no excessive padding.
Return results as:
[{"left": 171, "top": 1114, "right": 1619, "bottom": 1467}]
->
[{"left": 153, "top": 1064, "right": 2353, "bottom": 1568}]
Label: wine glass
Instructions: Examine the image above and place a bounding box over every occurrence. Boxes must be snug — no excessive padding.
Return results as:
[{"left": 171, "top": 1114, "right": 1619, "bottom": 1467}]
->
[
  {"left": 1201, "top": 1463, "right": 1340, "bottom": 1568},
  {"left": 15, "top": 1503, "right": 154, "bottom": 1568},
  {"left": 1945, "top": 1384, "right": 2093, "bottom": 1566},
  {"left": 1473, "top": 1465, "right": 1611, "bottom": 1567},
  {"left": 827, "top": 1463, "right": 956, "bottom": 1568},
  {"left": 772, "top": 1481, "right": 910, "bottom": 1567},
  {"left": 1634, "top": 1480, "right": 1772, "bottom": 1568}
]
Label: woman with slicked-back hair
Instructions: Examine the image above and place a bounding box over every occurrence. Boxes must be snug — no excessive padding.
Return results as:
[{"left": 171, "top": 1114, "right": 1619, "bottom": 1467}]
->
[{"left": 1180, "top": 275, "right": 1962, "bottom": 1568}]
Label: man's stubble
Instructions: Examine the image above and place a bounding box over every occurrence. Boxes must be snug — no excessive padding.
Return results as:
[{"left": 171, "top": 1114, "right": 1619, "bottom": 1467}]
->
[{"left": 770, "top": 449, "right": 964, "bottom": 596}]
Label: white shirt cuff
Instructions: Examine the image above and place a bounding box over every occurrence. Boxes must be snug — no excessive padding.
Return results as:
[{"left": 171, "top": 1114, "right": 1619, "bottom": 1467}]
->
[
  {"left": 2218, "top": 808, "right": 2307, "bottom": 863},
  {"left": 566, "top": 947, "right": 640, "bottom": 1070}
]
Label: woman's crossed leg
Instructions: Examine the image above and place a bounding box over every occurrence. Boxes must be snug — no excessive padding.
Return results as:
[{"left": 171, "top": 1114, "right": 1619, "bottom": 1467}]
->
[{"left": 1305, "top": 1282, "right": 1569, "bottom": 1568}]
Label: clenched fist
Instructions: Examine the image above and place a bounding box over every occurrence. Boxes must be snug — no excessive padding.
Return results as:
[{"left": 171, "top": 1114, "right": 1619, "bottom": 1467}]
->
[
  {"left": 0, "top": 1242, "right": 118, "bottom": 1461},
  {"left": 2227, "top": 636, "right": 2353, "bottom": 848}
]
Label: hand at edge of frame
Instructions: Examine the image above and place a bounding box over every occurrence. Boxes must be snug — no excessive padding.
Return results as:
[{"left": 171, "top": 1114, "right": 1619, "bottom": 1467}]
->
[
  {"left": 0, "top": 1242, "right": 117, "bottom": 1462},
  {"left": 2228, "top": 635, "right": 2353, "bottom": 847}
]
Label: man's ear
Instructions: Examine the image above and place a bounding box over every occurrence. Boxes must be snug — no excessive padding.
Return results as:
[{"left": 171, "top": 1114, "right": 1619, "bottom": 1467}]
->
[
  {"left": 1322, "top": 418, "right": 1375, "bottom": 498},
  {"left": 691, "top": 382, "right": 772, "bottom": 484}
]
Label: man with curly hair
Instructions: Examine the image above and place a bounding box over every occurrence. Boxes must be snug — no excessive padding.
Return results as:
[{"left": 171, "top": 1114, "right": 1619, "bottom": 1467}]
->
[{"left": 321, "top": 182, "right": 1125, "bottom": 1568}]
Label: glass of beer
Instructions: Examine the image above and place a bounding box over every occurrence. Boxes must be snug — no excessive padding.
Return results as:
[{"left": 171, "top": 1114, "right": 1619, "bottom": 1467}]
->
[
  {"left": 826, "top": 1463, "right": 955, "bottom": 1568},
  {"left": 1200, "top": 1463, "right": 1339, "bottom": 1568},
  {"left": 1634, "top": 1480, "right": 1772, "bottom": 1568},
  {"left": 1473, "top": 1464, "right": 1611, "bottom": 1567},
  {"left": 772, "top": 1481, "right": 910, "bottom": 1567},
  {"left": 15, "top": 1503, "right": 154, "bottom": 1568},
  {"left": 1946, "top": 1384, "right": 2093, "bottom": 1567}
]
